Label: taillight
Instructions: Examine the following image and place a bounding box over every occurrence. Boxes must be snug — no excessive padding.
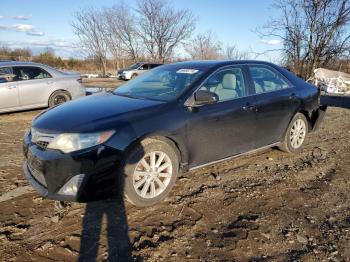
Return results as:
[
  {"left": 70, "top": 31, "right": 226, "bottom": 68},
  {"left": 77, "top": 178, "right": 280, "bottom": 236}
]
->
[{"left": 77, "top": 78, "right": 82, "bottom": 83}]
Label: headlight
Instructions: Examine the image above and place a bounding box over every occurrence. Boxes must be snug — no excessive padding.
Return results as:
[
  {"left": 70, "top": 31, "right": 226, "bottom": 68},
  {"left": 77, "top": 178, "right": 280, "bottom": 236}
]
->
[{"left": 47, "top": 130, "right": 115, "bottom": 153}]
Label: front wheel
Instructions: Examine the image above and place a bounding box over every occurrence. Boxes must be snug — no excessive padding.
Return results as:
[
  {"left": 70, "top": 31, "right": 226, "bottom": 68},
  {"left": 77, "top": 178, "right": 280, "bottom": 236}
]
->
[
  {"left": 279, "top": 113, "right": 308, "bottom": 153},
  {"left": 120, "top": 138, "right": 179, "bottom": 207}
]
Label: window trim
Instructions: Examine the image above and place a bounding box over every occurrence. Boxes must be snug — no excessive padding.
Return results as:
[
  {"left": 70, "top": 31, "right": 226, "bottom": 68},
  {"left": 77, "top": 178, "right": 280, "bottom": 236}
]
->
[
  {"left": 185, "top": 64, "right": 250, "bottom": 105},
  {"left": 12, "top": 66, "right": 53, "bottom": 82},
  {"left": 246, "top": 64, "right": 294, "bottom": 95}
]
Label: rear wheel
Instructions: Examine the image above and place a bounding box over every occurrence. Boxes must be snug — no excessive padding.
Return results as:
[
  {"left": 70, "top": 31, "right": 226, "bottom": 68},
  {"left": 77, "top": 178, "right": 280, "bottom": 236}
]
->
[
  {"left": 279, "top": 113, "right": 308, "bottom": 153},
  {"left": 49, "top": 90, "right": 71, "bottom": 107},
  {"left": 120, "top": 138, "right": 179, "bottom": 207}
]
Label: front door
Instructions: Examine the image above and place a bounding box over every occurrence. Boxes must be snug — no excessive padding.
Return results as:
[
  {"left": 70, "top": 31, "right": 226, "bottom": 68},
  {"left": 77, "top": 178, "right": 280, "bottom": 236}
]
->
[
  {"left": 186, "top": 66, "right": 257, "bottom": 167},
  {"left": 12, "top": 66, "right": 53, "bottom": 107}
]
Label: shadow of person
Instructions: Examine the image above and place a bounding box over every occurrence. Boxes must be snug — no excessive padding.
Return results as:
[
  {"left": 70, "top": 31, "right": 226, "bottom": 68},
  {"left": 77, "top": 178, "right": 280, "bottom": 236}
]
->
[
  {"left": 78, "top": 120, "right": 143, "bottom": 261},
  {"left": 78, "top": 197, "right": 132, "bottom": 262}
]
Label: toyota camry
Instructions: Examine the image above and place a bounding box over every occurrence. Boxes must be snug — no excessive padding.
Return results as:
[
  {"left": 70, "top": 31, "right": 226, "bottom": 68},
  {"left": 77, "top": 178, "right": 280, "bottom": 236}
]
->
[{"left": 23, "top": 60, "right": 326, "bottom": 206}]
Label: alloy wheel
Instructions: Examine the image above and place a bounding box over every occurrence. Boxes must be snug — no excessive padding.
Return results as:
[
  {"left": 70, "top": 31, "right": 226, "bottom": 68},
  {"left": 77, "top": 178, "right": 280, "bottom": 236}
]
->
[
  {"left": 133, "top": 151, "right": 173, "bottom": 199},
  {"left": 53, "top": 95, "right": 67, "bottom": 105},
  {"left": 290, "top": 119, "right": 306, "bottom": 149}
]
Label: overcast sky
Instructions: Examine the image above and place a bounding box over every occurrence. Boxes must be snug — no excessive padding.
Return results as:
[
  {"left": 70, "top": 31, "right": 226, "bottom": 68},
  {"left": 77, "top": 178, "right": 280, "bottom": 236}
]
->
[{"left": 0, "top": 0, "right": 282, "bottom": 60}]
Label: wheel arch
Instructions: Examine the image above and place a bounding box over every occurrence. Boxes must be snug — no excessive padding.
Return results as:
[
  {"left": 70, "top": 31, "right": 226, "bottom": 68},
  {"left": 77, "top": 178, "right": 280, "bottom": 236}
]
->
[{"left": 119, "top": 133, "right": 189, "bottom": 172}]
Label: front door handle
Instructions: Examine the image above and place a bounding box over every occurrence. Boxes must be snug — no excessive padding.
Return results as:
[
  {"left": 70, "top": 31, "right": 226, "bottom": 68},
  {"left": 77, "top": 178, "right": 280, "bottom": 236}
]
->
[
  {"left": 289, "top": 93, "right": 297, "bottom": 100},
  {"left": 243, "top": 105, "right": 258, "bottom": 112},
  {"left": 7, "top": 85, "right": 17, "bottom": 89}
]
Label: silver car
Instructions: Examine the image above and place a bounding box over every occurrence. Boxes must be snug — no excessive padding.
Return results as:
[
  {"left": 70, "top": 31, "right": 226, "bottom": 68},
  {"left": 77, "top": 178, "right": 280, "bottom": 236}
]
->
[
  {"left": 0, "top": 61, "right": 85, "bottom": 113},
  {"left": 117, "top": 62, "right": 163, "bottom": 80}
]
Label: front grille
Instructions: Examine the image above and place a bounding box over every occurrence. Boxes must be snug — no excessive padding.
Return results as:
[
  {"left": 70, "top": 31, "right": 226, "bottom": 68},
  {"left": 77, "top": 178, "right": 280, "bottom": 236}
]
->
[
  {"left": 27, "top": 163, "right": 47, "bottom": 187},
  {"left": 36, "top": 141, "right": 49, "bottom": 150}
]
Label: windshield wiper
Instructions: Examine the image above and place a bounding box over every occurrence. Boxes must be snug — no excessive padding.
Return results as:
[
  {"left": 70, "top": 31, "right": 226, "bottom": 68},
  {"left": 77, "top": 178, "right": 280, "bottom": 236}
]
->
[{"left": 114, "top": 92, "right": 137, "bottom": 99}]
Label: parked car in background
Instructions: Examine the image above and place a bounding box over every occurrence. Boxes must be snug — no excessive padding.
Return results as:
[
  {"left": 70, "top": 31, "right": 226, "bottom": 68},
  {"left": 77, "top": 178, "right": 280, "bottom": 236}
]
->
[
  {"left": 117, "top": 62, "right": 163, "bottom": 80},
  {"left": 23, "top": 60, "right": 325, "bottom": 207},
  {"left": 0, "top": 61, "right": 85, "bottom": 113},
  {"left": 81, "top": 73, "right": 99, "bottom": 79}
]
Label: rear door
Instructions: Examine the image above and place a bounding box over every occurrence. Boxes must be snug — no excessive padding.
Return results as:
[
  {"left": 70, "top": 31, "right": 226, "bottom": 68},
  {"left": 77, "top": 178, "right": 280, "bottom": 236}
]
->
[
  {"left": 12, "top": 66, "right": 53, "bottom": 107},
  {"left": 186, "top": 66, "right": 257, "bottom": 167},
  {"left": 247, "top": 65, "right": 300, "bottom": 147},
  {"left": 0, "top": 67, "right": 19, "bottom": 110}
]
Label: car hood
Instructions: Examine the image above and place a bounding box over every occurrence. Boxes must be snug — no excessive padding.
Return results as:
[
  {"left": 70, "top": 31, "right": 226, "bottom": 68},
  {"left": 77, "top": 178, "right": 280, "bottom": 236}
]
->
[{"left": 33, "top": 93, "right": 165, "bottom": 133}]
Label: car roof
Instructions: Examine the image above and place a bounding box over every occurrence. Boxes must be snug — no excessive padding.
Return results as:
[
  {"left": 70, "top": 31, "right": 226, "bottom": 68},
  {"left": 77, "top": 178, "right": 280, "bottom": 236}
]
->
[
  {"left": 167, "top": 60, "right": 279, "bottom": 70},
  {"left": 0, "top": 61, "right": 48, "bottom": 68}
]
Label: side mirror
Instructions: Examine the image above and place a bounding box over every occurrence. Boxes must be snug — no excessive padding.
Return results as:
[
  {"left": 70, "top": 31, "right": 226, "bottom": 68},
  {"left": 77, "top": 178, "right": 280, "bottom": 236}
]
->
[{"left": 193, "top": 90, "right": 219, "bottom": 105}]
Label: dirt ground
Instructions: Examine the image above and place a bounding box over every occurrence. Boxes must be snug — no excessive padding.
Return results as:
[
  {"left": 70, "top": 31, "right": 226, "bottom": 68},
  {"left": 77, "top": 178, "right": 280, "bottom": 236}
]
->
[{"left": 0, "top": 81, "right": 350, "bottom": 261}]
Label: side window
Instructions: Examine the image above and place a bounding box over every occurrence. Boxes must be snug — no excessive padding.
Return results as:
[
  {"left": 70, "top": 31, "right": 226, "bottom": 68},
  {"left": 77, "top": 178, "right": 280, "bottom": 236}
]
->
[
  {"left": 200, "top": 67, "right": 246, "bottom": 101},
  {"left": 12, "top": 66, "right": 52, "bottom": 81},
  {"left": 0, "top": 67, "right": 14, "bottom": 83},
  {"left": 249, "top": 66, "right": 290, "bottom": 94},
  {"left": 139, "top": 64, "right": 148, "bottom": 70}
]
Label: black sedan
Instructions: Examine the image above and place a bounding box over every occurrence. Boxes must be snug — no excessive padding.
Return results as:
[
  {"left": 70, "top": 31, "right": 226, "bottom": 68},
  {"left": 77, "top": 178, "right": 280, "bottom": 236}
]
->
[{"left": 23, "top": 60, "right": 326, "bottom": 206}]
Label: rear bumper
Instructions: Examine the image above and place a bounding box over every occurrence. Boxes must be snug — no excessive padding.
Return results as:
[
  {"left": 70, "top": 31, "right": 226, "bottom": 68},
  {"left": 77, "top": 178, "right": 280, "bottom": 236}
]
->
[
  {"left": 311, "top": 105, "right": 327, "bottom": 131},
  {"left": 22, "top": 131, "right": 124, "bottom": 202}
]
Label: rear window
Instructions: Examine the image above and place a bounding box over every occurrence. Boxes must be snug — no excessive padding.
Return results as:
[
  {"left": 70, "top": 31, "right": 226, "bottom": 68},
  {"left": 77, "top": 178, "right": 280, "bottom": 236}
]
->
[
  {"left": 0, "top": 67, "right": 12, "bottom": 75},
  {"left": 249, "top": 66, "right": 290, "bottom": 94}
]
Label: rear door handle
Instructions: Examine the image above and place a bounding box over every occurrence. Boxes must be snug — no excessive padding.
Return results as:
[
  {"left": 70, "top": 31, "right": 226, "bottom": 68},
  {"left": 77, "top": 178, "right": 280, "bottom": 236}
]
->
[{"left": 7, "top": 85, "right": 17, "bottom": 89}]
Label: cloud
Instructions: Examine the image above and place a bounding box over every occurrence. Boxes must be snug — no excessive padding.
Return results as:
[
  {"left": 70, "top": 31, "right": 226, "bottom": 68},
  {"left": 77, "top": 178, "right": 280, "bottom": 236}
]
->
[
  {"left": 13, "top": 15, "right": 31, "bottom": 20},
  {"left": 0, "top": 23, "right": 45, "bottom": 35},
  {"left": 12, "top": 24, "right": 34, "bottom": 32},
  {"left": 260, "top": 39, "right": 282, "bottom": 45},
  {"left": 0, "top": 39, "right": 76, "bottom": 49},
  {"left": 26, "top": 31, "right": 45, "bottom": 36},
  {"left": 0, "top": 39, "right": 81, "bottom": 58},
  {"left": 0, "top": 16, "right": 3, "bottom": 19}
]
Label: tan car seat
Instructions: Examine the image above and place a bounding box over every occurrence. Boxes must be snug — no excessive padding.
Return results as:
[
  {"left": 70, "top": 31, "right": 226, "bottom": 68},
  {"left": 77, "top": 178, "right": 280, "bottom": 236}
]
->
[{"left": 214, "top": 73, "right": 238, "bottom": 101}]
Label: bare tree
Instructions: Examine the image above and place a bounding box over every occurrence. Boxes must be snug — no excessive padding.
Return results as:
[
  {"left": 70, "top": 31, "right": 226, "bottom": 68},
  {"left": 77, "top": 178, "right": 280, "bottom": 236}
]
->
[
  {"left": 104, "top": 3, "right": 142, "bottom": 67},
  {"left": 185, "top": 31, "right": 222, "bottom": 60},
  {"left": 72, "top": 8, "right": 109, "bottom": 74},
  {"left": 259, "top": 0, "right": 350, "bottom": 79},
  {"left": 223, "top": 45, "right": 251, "bottom": 60},
  {"left": 185, "top": 32, "right": 251, "bottom": 60},
  {"left": 136, "top": 0, "right": 196, "bottom": 62}
]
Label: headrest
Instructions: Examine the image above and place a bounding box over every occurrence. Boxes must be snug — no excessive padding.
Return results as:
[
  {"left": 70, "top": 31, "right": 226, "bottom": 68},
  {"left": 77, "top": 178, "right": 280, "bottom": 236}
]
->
[{"left": 222, "top": 73, "right": 236, "bottom": 89}]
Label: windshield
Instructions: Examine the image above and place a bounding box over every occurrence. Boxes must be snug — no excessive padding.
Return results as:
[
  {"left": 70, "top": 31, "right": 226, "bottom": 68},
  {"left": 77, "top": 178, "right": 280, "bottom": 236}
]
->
[
  {"left": 128, "top": 63, "right": 142, "bottom": 70},
  {"left": 114, "top": 66, "right": 205, "bottom": 101}
]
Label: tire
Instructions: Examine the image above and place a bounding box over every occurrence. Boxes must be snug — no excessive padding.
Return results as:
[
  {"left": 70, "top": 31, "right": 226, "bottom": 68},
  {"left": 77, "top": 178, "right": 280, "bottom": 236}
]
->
[
  {"left": 130, "top": 74, "right": 138, "bottom": 80},
  {"left": 279, "top": 113, "right": 309, "bottom": 153},
  {"left": 119, "top": 138, "right": 179, "bottom": 207},
  {"left": 49, "top": 90, "right": 71, "bottom": 107}
]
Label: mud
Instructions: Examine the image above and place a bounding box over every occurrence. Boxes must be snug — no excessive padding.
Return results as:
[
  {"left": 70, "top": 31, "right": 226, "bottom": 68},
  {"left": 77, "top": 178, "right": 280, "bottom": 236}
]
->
[{"left": 0, "top": 99, "right": 349, "bottom": 261}]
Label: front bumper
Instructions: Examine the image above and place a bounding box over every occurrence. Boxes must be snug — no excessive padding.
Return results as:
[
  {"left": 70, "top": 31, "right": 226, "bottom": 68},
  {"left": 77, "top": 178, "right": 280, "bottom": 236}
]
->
[
  {"left": 117, "top": 73, "right": 131, "bottom": 80},
  {"left": 22, "top": 131, "right": 124, "bottom": 202}
]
